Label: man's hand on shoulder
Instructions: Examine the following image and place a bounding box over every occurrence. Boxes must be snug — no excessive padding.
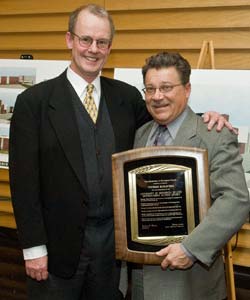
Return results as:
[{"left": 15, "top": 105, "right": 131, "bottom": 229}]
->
[{"left": 203, "top": 111, "right": 238, "bottom": 134}]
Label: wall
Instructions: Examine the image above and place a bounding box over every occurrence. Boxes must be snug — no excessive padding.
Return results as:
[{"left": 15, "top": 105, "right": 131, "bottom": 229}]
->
[{"left": 0, "top": 0, "right": 250, "bottom": 78}]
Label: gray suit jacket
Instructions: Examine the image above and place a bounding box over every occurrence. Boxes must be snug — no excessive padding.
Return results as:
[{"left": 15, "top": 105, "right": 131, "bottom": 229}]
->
[{"left": 133, "top": 106, "right": 250, "bottom": 300}]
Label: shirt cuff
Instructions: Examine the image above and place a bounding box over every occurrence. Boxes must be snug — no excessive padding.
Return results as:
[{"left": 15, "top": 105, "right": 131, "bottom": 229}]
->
[
  {"left": 23, "top": 245, "right": 48, "bottom": 260},
  {"left": 180, "top": 243, "right": 197, "bottom": 262}
]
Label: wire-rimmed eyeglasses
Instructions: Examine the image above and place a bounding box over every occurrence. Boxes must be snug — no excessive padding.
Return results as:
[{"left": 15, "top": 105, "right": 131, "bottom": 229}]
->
[
  {"left": 70, "top": 32, "right": 111, "bottom": 50},
  {"left": 142, "top": 83, "right": 183, "bottom": 95}
]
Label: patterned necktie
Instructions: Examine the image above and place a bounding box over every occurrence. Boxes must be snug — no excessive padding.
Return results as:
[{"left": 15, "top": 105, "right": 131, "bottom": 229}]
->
[
  {"left": 83, "top": 84, "right": 98, "bottom": 123},
  {"left": 154, "top": 125, "right": 168, "bottom": 146}
]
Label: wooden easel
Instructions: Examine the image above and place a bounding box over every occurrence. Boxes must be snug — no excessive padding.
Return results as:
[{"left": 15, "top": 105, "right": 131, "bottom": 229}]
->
[
  {"left": 197, "top": 40, "right": 215, "bottom": 69},
  {"left": 196, "top": 40, "right": 236, "bottom": 300}
]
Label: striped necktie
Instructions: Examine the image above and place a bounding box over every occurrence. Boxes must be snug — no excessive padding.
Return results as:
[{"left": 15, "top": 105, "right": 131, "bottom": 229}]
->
[{"left": 83, "top": 84, "right": 98, "bottom": 123}]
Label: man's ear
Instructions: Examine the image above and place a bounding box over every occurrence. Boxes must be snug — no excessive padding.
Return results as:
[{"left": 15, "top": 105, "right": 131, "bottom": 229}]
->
[
  {"left": 65, "top": 32, "right": 73, "bottom": 50},
  {"left": 185, "top": 82, "right": 191, "bottom": 99}
]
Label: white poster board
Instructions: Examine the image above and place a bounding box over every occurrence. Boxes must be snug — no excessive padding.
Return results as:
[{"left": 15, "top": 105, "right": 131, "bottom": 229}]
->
[{"left": 0, "top": 59, "right": 70, "bottom": 168}]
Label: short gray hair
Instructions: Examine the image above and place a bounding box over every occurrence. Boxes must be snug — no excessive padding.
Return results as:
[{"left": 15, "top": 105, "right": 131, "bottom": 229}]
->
[{"left": 68, "top": 4, "right": 115, "bottom": 41}]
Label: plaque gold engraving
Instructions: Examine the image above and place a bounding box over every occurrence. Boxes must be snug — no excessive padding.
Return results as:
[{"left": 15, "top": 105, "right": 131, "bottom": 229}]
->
[{"left": 112, "top": 146, "right": 210, "bottom": 264}]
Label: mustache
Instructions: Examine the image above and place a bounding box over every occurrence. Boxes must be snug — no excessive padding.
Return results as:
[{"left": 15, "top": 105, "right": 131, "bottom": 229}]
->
[{"left": 151, "top": 101, "right": 169, "bottom": 108}]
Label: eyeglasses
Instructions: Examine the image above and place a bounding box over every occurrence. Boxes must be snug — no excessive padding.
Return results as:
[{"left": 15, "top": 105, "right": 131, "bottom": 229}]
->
[
  {"left": 70, "top": 32, "right": 111, "bottom": 50},
  {"left": 142, "top": 83, "right": 183, "bottom": 95}
]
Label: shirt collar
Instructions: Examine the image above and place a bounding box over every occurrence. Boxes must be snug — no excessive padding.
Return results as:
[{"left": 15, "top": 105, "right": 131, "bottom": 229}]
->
[
  {"left": 66, "top": 67, "right": 101, "bottom": 100},
  {"left": 151, "top": 106, "right": 189, "bottom": 140},
  {"left": 167, "top": 106, "right": 189, "bottom": 139}
]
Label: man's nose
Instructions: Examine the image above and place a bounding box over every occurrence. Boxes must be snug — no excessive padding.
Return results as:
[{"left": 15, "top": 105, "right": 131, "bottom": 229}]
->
[
  {"left": 88, "top": 41, "right": 98, "bottom": 52},
  {"left": 153, "top": 88, "right": 164, "bottom": 99}
]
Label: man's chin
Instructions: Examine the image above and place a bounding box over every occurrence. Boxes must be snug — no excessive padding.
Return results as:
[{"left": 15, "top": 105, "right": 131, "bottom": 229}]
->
[
  {"left": 153, "top": 114, "right": 170, "bottom": 125},
  {"left": 78, "top": 67, "right": 100, "bottom": 80}
]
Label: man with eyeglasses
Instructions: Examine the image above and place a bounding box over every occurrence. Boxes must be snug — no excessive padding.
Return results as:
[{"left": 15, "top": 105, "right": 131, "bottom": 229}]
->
[
  {"left": 9, "top": 4, "right": 235, "bottom": 300},
  {"left": 132, "top": 52, "right": 249, "bottom": 300}
]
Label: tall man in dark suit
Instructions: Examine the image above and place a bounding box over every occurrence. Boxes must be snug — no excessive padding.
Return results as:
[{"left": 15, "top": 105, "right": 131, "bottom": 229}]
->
[
  {"left": 132, "top": 52, "right": 250, "bottom": 300},
  {"left": 9, "top": 4, "right": 234, "bottom": 300}
]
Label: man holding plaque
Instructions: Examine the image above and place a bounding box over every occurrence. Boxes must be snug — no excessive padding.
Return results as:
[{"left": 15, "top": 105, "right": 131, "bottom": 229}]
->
[{"left": 132, "top": 52, "right": 250, "bottom": 300}]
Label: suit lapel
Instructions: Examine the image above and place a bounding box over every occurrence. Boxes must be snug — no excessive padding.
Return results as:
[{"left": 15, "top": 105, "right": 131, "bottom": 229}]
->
[
  {"left": 134, "top": 121, "right": 154, "bottom": 148},
  {"left": 101, "top": 77, "right": 136, "bottom": 153},
  {"left": 48, "top": 72, "right": 87, "bottom": 191},
  {"left": 100, "top": 77, "right": 124, "bottom": 147},
  {"left": 173, "top": 107, "right": 198, "bottom": 147}
]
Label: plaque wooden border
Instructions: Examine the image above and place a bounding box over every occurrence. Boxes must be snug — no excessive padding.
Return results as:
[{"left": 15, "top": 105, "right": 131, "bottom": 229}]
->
[{"left": 112, "top": 146, "right": 210, "bottom": 265}]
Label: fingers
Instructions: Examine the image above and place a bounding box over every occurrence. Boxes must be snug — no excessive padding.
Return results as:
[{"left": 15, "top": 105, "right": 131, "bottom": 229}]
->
[
  {"left": 214, "top": 118, "right": 238, "bottom": 133},
  {"left": 159, "top": 255, "right": 193, "bottom": 271},
  {"left": 160, "top": 254, "right": 185, "bottom": 271},
  {"left": 160, "top": 256, "right": 172, "bottom": 270},
  {"left": 26, "top": 265, "right": 48, "bottom": 281},
  {"left": 214, "top": 117, "right": 228, "bottom": 132},
  {"left": 202, "top": 112, "right": 209, "bottom": 124},
  {"left": 224, "top": 121, "right": 238, "bottom": 134},
  {"left": 25, "top": 256, "right": 48, "bottom": 281},
  {"left": 156, "top": 246, "right": 171, "bottom": 270},
  {"left": 28, "top": 269, "right": 48, "bottom": 281},
  {"left": 28, "top": 270, "right": 46, "bottom": 281},
  {"left": 156, "top": 244, "right": 194, "bottom": 271},
  {"left": 203, "top": 111, "right": 220, "bottom": 131},
  {"left": 202, "top": 111, "right": 238, "bottom": 134},
  {"left": 156, "top": 247, "right": 169, "bottom": 257},
  {"left": 41, "top": 270, "right": 49, "bottom": 280}
]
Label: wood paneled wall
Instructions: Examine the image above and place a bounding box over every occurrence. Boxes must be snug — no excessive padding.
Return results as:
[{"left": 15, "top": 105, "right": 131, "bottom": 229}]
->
[
  {"left": 0, "top": 227, "right": 26, "bottom": 300},
  {"left": 0, "top": 169, "right": 15, "bottom": 229},
  {"left": 0, "top": 0, "right": 250, "bottom": 77}
]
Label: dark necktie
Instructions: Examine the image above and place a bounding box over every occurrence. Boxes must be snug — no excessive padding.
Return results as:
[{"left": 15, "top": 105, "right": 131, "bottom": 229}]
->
[{"left": 153, "top": 125, "right": 168, "bottom": 146}]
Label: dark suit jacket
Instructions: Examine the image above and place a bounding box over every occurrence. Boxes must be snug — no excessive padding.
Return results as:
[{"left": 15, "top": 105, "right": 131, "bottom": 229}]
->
[{"left": 9, "top": 70, "right": 150, "bottom": 278}]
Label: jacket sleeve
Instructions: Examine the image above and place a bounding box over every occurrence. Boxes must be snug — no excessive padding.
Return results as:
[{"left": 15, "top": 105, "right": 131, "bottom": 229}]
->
[
  {"left": 9, "top": 91, "right": 47, "bottom": 249},
  {"left": 182, "top": 129, "right": 250, "bottom": 266}
]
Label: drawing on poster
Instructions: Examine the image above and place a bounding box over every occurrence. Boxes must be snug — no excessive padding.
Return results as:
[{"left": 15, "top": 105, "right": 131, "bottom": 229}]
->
[{"left": 0, "top": 59, "right": 70, "bottom": 168}]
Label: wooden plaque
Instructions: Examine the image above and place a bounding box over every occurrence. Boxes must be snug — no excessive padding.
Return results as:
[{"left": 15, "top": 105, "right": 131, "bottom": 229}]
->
[{"left": 112, "top": 146, "right": 210, "bottom": 265}]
